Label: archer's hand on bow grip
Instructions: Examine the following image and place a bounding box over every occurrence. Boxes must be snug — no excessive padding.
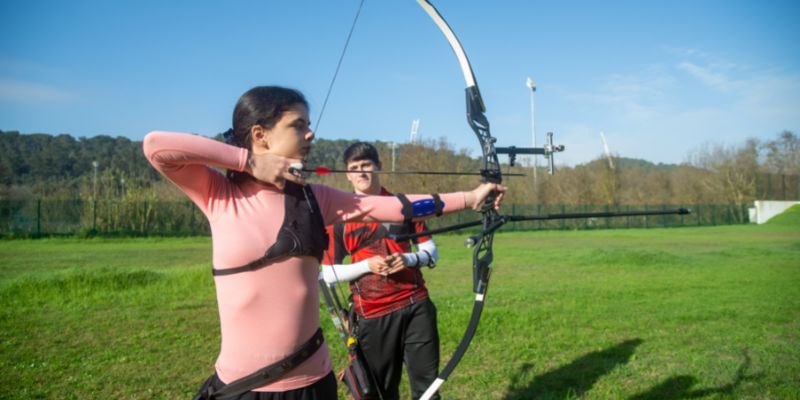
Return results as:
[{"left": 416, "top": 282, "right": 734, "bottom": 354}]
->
[{"left": 467, "top": 182, "right": 506, "bottom": 211}]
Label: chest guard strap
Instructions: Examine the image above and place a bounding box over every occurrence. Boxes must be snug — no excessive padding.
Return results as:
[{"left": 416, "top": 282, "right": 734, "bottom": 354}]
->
[{"left": 213, "top": 182, "right": 327, "bottom": 276}]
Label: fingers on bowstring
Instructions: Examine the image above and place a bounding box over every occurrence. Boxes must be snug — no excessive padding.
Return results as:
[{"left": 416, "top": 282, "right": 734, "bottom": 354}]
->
[{"left": 283, "top": 170, "right": 307, "bottom": 186}]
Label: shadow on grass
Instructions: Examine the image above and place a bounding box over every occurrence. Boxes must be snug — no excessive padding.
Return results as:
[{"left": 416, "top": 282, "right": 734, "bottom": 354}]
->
[
  {"left": 628, "top": 350, "right": 763, "bottom": 399},
  {"left": 503, "top": 338, "right": 643, "bottom": 400}
]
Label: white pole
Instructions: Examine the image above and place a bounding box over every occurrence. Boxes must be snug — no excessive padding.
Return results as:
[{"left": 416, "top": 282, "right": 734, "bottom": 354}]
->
[
  {"left": 391, "top": 142, "right": 396, "bottom": 172},
  {"left": 600, "top": 131, "right": 614, "bottom": 169},
  {"left": 92, "top": 160, "right": 99, "bottom": 199},
  {"left": 410, "top": 119, "right": 420, "bottom": 143},
  {"left": 526, "top": 77, "right": 537, "bottom": 186}
]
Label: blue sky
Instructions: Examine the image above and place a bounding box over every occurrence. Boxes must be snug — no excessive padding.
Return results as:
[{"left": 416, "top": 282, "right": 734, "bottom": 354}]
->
[{"left": 2, "top": 0, "right": 798, "bottom": 165}]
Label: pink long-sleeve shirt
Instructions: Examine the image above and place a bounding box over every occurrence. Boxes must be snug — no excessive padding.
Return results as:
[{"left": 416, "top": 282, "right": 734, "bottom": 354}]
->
[{"left": 143, "top": 131, "right": 466, "bottom": 391}]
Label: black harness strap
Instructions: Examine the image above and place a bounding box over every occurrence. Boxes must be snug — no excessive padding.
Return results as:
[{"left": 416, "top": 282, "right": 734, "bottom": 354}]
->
[
  {"left": 395, "top": 194, "right": 417, "bottom": 244},
  {"left": 396, "top": 193, "right": 414, "bottom": 224},
  {"left": 431, "top": 193, "right": 444, "bottom": 217},
  {"left": 332, "top": 223, "right": 348, "bottom": 264},
  {"left": 213, "top": 183, "right": 327, "bottom": 277},
  {"left": 197, "top": 328, "right": 325, "bottom": 400}
]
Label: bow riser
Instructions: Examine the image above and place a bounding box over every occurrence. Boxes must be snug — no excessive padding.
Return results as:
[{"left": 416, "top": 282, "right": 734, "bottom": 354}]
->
[{"left": 465, "top": 88, "right": 501, "bottom": 185}]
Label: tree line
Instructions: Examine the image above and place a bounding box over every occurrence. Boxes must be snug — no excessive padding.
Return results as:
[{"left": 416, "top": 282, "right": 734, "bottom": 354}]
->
[{"left": 1, "top": 129, "right": 797, "bottom": 219}]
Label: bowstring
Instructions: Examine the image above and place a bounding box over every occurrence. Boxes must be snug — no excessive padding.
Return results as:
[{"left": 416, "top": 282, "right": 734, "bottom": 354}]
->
[
  {"left": 314, "top": 0, "right": 366, "bottom": 134},
  {"left": 312, "top": 5, "right": 385, "bottom": 397},
  {"left": 317, "top": 0, "right": 365, "bottom": 330}
]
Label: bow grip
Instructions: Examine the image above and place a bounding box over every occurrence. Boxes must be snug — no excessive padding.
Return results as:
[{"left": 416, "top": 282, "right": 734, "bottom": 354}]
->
[{"left": 479, "top": 169, "right": 502, "bottom": 211}]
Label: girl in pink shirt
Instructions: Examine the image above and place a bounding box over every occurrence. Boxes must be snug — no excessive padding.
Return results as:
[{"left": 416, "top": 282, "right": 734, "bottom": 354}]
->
[{"left": 143, "top": 86, "right": 504, "bottom": 399}]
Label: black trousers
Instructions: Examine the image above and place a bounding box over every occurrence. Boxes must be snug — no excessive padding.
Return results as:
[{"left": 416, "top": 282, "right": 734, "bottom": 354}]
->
[
  {"left": 194, "top": 371, "right": 337, "bottom": 400},
  {"left": 357, "top": 298, "right": 441, "bottom": 400}
]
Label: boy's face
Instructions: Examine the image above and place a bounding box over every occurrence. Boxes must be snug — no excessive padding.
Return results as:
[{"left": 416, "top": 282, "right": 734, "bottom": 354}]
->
[{"left": 346, "top": 158, "right": 382, "bottom": 195}]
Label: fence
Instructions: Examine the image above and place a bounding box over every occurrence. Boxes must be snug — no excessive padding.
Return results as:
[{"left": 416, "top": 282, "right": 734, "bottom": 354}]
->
[
  {"left": 0, "top": 199, "right": 208, "bottom": 237},
  {"left": 0, "top": 199, "right": 751, "bottom": 238}
]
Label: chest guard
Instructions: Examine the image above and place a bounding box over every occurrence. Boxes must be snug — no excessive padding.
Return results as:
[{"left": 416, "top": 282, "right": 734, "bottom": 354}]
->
[{"left": 213, "top": 182, "right": 328, "bottom": 276}]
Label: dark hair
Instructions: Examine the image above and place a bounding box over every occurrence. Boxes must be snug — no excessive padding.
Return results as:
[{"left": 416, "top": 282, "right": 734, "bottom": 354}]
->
[
  {"left": 343, "top": 142, "right": 381, "bottom": 167},
  {"left": 226, "top": 86, "right": 308, "bottom": 180}
]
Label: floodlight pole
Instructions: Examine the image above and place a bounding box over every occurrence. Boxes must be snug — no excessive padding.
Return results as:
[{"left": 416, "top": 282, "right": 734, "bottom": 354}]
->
[
  {"left": 92, "top": 161, "right": 99, "bottom": 199},
  {"left": 526, "top": 77, "right": 537, "bottom": 186},
  {"left": 91, "top": 160, "right": 99, "bottom": 233},
  {"left": 410, "top": 119, "right": 420, "bottom": 143},
  {"left": 390, "top": 142, "right": 397, "bottom": 172}
]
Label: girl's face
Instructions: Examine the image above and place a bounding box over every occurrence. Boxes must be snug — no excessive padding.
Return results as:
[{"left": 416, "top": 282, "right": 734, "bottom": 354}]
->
[{"left": 253, "top": 103, "right": 314, "bottom": 160}]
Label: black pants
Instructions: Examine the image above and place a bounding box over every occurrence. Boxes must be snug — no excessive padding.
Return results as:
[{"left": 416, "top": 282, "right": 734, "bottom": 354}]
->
[
  {"left": 357, "top": 298, "right": 440, "bottom": 400},
  {"left": 194, "top": 371, "right": 337, "bottom": 400}
]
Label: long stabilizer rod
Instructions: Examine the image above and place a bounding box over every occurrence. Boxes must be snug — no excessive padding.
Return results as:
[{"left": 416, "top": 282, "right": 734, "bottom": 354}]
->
[{"left": 391, "top": 208, "right": 691, "bottom": 242}]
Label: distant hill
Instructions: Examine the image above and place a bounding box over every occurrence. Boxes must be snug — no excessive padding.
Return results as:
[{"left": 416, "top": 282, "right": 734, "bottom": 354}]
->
[
  {"left": 0, "top": 130, "right": 158, "bottom": 186},
  {"left": 2, "top": 130, "right": 693, "bottom": 188},
  {"left": 0, "top": 130, "right": 407, "bottom": 186},
  {"left": 581, "top": 156, "right": 683, "bottom": 171},
  {"left": 617, "top": 156, "right": 682, "bottom": 170}
]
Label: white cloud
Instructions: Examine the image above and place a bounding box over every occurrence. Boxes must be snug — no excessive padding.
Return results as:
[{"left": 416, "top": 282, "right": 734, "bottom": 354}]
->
[
  {"left": 674, "top": 52, "right": 800, "bottom": 128},
  {"left": 665, "top": 47, "right": 710, "bottom": 59},
  {"left": 736, "top": 72, "right": 800, "bottom": 122},
  {"left": 676, "top": 61, "right": 735, "bottom": 91},
  {"left": 0, "top": 79, "right": 75, "bottom": 104},
  {"left": 551, "top": 48, "right": 800, "bottom": 164},
  {"left": 564, "top": 65, "right": 675, "bottom": 122}
]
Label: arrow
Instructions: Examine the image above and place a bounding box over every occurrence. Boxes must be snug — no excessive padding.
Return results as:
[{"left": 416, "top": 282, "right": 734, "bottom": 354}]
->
[{"left": 289, "top": 164, "right": 525, "bottom": 177}]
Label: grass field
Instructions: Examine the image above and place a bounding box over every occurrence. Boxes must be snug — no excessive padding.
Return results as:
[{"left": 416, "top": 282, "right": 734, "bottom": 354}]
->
[{"left": 1, "top": 212, "right": 798, "bottom": 399}]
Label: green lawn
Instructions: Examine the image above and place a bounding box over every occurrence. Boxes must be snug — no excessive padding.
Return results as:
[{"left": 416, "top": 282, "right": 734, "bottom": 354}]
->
[{"left": 1, "top": 219, "right": 798, "bottom": 399}]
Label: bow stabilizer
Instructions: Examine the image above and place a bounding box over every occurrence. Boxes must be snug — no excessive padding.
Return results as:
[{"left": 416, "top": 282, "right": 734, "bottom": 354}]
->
[{"left": 391, "top": 207, "right": 692, "bottom": 242}]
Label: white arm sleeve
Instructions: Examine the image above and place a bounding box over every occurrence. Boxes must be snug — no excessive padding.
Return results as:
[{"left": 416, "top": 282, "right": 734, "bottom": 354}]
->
[
  {"left": 400, "top": 239, "right": 439, "bottom": 267},
  {"left": 320, "top": 260, "right": 372, "bottom": 283}
]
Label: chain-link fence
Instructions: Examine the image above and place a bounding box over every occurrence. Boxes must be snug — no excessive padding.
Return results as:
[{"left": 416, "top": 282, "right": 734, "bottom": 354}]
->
[
  {"left": 0, "top": 199, "right": 208, "bottom": 237},
  {"left": 0, "top": 199, "right": 751, "bottom": 238}
]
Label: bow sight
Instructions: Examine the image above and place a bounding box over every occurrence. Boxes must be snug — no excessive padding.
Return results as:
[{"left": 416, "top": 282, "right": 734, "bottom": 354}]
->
[{"left": 496, "top": 131, "right": 565, "bottom": 174}]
